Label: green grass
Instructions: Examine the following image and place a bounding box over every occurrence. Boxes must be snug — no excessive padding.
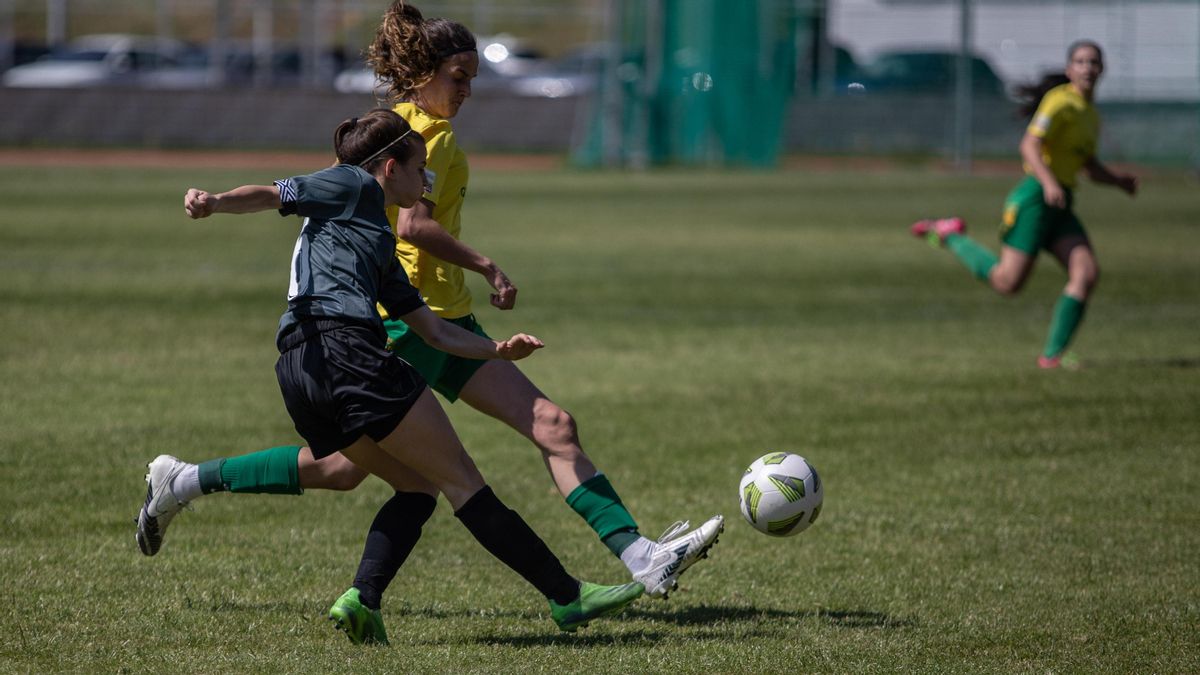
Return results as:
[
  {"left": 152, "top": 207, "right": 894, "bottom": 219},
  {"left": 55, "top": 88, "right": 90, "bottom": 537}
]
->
[{"left": 1, "top": 163, "right": 1197, "bottom": 673}]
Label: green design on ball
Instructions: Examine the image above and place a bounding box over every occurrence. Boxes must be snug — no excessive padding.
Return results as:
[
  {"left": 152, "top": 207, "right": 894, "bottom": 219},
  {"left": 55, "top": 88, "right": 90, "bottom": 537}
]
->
[
  {"left": 742, "top": 482, "right": 763, "bottom": 523},
  {"left": 767, "top": 473, "right": 805, "bottom": 502},
  {"left": 767, "top": 511, "right": 806, "bottom": 535}
]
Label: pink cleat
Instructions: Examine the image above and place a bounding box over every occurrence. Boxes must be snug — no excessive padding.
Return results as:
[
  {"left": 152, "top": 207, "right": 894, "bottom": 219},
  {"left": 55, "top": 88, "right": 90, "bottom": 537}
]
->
[
  {"left": 910, "top": 217, "right": 966, "bottom": 247},
  {"left": 1038, "top": 353, "right": 1081, "bottom": 370},
  {"left": 1037, "top": 355, "right": 1060, "bottom": 369}
]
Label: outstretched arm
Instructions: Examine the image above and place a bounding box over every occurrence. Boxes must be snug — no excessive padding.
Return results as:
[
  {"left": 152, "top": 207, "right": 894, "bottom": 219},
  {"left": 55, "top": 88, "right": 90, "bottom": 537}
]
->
[
  {"left": 395, "top": 198, "right": 517, "bottom": 310},
  {"left": 1084, "top": 157, "right": 1138, "bottom": 197},
  {"left": 184, "top": 185, "right": 282, "bottom": 219},
  {"left": 397, "top": 304, "right": 542, "bottom": 361}
]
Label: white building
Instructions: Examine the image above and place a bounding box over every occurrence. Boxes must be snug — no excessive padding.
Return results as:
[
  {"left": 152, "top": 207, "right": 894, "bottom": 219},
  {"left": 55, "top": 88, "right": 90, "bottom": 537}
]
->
[{"left": 830, "top": 0, "right": 1200, "bottom": 101}]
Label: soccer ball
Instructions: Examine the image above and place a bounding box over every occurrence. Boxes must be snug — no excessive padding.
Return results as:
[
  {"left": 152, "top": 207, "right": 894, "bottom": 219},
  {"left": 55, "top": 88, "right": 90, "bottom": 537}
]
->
[{"left": 738, "top": 452, "right": 823, "bottom": 537}]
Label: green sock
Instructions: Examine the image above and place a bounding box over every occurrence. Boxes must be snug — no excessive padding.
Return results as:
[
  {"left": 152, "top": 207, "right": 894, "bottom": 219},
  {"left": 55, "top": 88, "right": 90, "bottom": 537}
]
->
[
  {"left": 1043, "top": 294, "right": 1087, "bottom": 358},
  {"left": 945, "top": 233, "right": 999, "bottom": 282},
  {"left": 565, "top": 474, "right": 640, "bottom": 556},
  {"left": 197, "top": 445, "right": 303, "bottom": 495}
]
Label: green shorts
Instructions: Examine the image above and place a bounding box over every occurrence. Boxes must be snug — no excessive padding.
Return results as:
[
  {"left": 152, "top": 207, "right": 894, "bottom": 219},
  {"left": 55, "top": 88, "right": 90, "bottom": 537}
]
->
[
  {"left": 383, "top": 314, "right": 490, "bottom": 402},
  {"left": 999, "top": 175, "right": 1088, "bottom": 255}
]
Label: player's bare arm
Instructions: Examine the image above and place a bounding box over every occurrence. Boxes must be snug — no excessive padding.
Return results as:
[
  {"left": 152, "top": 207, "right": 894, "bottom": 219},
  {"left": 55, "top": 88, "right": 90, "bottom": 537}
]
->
[
  {"left": 397, "top": 304, "right": 542, "bottom": 361},
  {"left": 395, "top": 197, "right": 518, "bottom": 309},
  {"left": 1018, "top": 133, "right": 1066, "bottom": 208},
  {"left": 1084, "top": 157, "right": 1138, "bottom": 196},
  {"left": 183, "top": 185, "right": 282, "bottom": 219}
]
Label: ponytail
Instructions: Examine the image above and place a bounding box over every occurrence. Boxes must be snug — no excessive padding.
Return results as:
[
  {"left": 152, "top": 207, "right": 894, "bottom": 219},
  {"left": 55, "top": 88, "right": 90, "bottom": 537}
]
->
[
  {"left": 368, "top": 1, "right": 476, "bottom": 103},
  {"left": 1015, "top": 73, "right": 1070, "bottom": 119}
]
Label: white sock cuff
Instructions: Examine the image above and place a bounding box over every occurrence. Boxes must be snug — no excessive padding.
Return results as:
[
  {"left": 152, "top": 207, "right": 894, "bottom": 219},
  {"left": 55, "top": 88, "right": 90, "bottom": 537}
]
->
[{"left": 171, "top": 464, "right": 204, "bottom": 503}]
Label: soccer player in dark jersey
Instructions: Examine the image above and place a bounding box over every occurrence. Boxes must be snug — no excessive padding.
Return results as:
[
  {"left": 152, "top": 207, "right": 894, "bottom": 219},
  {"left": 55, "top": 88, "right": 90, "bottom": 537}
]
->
[
  {"left": 137, "top": 0, "right": 721, "bottom": 611},
  {"left": 173, "top": 108, "right": 642, "bottom": 643},
  {"left": 911, "top": 41, "right": 1137, "bottom": 368}
]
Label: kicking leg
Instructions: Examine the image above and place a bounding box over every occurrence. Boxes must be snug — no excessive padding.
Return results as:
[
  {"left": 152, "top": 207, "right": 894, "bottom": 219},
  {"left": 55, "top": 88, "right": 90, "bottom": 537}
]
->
[{"left": 459, "top": 360, "right": 724, "bottom": 598}]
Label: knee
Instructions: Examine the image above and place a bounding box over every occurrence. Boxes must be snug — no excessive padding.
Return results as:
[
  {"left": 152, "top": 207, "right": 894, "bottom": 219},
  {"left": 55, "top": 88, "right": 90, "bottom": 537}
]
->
[
  {"left": 321, "top": 456, "right": 369, "bottom": 491},
  {"left": 532, "top": 401, "right": 580, "bottom": 454},
  {"left": 990, "top": 273, "right": 1025, "bottom": 297},
  {"left": 1084, "top": 263, "right": 1100, "bottom": 292},
  {"left": 1069, "top": 262, "right": 1100, "bottom": 299}
]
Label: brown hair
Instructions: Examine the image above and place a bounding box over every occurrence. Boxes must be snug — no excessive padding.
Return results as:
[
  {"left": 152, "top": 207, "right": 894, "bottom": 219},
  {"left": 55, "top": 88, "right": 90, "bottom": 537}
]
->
[
  {"left": 1016, "top": 40, "right": 1104, "bottom": 119},
  {"left": 367, "top": 1, "right": 476, "bottom": 102},
  {"left": 333, "top": 108, "right": 418, "bottom": 170}
]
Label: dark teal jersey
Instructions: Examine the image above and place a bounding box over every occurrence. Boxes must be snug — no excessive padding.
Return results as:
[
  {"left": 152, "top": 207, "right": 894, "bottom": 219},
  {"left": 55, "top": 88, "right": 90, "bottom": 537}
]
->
[{"left": 273, "top": 164, "right": 424, "bottom": 350}]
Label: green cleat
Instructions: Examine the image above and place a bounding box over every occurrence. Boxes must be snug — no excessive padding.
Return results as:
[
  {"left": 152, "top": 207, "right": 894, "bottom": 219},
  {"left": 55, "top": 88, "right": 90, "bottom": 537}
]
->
[
  {"left": 549, "top": 581, "right": 644, "bottom": 633},
  {"left": 328, "top": 587, "right": 389, "bottom": 645}
]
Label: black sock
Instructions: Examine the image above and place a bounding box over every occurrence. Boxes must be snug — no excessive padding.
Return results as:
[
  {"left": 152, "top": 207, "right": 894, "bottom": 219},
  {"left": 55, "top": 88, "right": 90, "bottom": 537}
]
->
[
  {"left": 454, "top": 486, "right": 579, "bottom": 605},
  {"left": 352, "top": 491, "right": 438, "bottom": 610}
]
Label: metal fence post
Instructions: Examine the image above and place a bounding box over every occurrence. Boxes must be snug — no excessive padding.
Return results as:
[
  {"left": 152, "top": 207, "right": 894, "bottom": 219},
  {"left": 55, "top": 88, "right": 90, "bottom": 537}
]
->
[{"left": 954, "top": 0, "right": 973, "bottom": 173}]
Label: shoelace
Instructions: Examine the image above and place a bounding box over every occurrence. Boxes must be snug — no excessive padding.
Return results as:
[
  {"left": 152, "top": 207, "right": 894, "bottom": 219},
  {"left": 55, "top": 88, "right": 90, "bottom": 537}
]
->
[{"left": 657, "top": 520, "right": 691, "bottom": 543}]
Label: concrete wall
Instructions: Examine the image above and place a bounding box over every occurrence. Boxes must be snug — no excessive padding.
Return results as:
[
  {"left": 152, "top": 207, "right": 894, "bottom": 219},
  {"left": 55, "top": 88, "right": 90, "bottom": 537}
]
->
[{"left": 0, "top": 87, "right": 582, "bottom": 153}]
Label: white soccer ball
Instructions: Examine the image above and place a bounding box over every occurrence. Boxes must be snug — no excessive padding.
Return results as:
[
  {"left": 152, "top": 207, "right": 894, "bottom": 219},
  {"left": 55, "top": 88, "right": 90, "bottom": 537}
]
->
[{"left": 738, "top": 452, "right": 823, "bottom": 537}]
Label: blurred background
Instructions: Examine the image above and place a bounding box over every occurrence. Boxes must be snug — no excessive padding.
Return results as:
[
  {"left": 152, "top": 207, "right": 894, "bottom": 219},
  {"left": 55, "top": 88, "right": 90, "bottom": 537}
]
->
[{"left": 0, "top": 0, "right": 1197, "bottom": 168}]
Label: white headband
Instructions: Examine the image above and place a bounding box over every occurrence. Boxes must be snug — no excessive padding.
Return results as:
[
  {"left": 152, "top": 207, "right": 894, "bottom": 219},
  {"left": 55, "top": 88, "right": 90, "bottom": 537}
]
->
[{"left": 359, "top": 128, "right": 415, "bottom": 167}]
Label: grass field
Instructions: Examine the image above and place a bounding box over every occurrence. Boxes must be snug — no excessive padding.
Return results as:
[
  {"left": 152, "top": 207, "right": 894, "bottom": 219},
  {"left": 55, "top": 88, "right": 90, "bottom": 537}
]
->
[{"left": 1, "top": 161, "right": 1197, "bottom": 673}]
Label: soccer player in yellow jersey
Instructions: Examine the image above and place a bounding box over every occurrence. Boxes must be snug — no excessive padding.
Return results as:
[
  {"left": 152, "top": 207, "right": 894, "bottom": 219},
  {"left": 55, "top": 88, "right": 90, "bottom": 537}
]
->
[
  {"left": 134, "top": 1, "right": 722, "bottom": 640},
  {"left": 911, "top": 40, "right": 1137, "bottom": 368}
]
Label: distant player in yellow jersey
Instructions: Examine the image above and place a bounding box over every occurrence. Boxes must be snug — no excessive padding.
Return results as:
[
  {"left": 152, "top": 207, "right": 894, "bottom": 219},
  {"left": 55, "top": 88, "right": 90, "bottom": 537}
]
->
[{"left": 911, "top": 40, "right": 1137, "bottom": 368}]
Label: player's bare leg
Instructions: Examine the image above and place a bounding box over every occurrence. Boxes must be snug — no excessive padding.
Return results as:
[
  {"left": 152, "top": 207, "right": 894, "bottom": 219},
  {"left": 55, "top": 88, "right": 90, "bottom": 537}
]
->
[
  {"left": 988, "top": 245, "right": 1037, "bottom": 296},
  {"left": 459, "top": 360, "right": 723, "bottom": 598}
]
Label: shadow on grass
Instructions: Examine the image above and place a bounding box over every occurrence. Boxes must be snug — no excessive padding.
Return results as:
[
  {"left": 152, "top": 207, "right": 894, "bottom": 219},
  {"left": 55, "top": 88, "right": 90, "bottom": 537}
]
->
[
  {"left": 626, "top": 604, "right": 915, "bottom": 629},
  {"left": 467, "top": 606, "right": 914, "bottom": 647},
  {"left": 1121, "top": 356, "right": 1200, "bottom": 369},
  {"left": 470, "top": 630, "right": 669, "bottom": 648}
]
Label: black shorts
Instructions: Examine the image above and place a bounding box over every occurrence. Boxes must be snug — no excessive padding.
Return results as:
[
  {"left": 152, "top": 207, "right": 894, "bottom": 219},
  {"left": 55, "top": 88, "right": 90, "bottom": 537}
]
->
[{"left": 275, "top": 320, "right": 427, "bottom": 458}]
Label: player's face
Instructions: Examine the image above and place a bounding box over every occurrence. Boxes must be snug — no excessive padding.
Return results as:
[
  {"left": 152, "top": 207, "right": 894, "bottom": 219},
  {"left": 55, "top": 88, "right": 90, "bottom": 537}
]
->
[
  {"left": 1066, "top": 45, "right": 1103, "bottom": 97},
  {"left": 413, "top": 51, "right": 478, "bottom": 119},
  {"left": 388, "top": 139, "right": 428, "bottom": 208}
]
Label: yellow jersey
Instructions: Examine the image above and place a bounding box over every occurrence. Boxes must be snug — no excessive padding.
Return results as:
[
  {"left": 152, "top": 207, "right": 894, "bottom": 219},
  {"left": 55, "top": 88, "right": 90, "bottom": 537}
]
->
[
  {"left": 1025, "top": 83, "right": 1099, "bottom": 189},
  {"left": 382, "top": 101, "right": 473, "bottom": 319}
]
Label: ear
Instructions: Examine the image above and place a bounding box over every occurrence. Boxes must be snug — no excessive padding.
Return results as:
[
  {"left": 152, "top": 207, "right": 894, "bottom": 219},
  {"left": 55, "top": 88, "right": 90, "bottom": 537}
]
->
[{"left": 382, "top": 157, "right": 397, "bottom": 177}]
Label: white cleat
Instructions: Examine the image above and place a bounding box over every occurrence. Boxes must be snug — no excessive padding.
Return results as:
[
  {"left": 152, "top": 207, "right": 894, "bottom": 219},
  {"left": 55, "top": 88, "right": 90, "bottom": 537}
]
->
[
  {"left": 634, "top": 514, "right": 725, "bottom": 599},
  {"left": 135, "top": 454, "right": 190, "bottom": 556}
]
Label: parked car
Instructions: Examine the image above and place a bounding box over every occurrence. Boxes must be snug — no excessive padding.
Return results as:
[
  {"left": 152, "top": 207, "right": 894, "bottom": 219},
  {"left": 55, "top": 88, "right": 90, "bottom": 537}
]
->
[
  {"left": 8, "top": 42, "right": 51, "bottom": 68},
  {"left": 856, "top": 50, "right": 1008, "bottom": 97},
  {"left": 2, "top": 34, "right": 191, "bottom": 88},
  {"left": 826, "top": 44, "right": 869, "bottom": 91},
  {"left": 506, "top": 44, "right": 606, "bottom": 98},
  {"left": 140, "top": 44, "right": 346, "bottom": 89}
]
